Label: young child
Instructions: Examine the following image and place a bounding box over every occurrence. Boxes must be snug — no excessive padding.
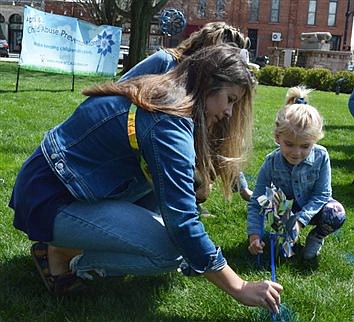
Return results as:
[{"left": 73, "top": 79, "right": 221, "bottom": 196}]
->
[{"left": 247, "top": 86, "right": 346, "bottom": 260}]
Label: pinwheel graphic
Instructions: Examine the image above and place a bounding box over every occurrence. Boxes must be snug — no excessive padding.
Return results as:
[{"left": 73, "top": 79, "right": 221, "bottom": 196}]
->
[{"left": 96, "top": 31, "right": 115, "bottom": 73}]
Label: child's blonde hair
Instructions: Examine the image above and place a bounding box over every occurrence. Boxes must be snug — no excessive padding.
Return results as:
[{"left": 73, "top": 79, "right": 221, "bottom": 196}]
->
[{"left": 274, "top": 86, "right": 324, "bottom": 141}]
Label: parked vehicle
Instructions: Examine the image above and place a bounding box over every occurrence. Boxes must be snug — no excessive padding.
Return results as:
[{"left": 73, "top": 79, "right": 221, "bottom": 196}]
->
[
  {"left": 254, "top": 55, "right": 269, "bottom": 68},
  {"left": 119, "top": 45, "right": 129, "bottom": 66},
  {"left": 0, "top": 39, "right": 9, "bottom": 58}
]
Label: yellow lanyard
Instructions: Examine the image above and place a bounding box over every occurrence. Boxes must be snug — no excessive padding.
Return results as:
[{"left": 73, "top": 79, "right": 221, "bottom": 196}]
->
[{"left": 128, "top": 104, "right": 152, "bottom": 183}]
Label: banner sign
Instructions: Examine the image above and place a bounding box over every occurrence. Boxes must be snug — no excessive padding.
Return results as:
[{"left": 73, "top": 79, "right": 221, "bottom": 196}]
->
[{"left": 20, "top": 6, "right": 122, "bottom": 76}]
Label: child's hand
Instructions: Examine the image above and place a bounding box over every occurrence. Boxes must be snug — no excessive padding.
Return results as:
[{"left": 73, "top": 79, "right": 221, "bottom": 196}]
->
[{"left": 248, "top": 234, "right": 265, "bottom": 255}]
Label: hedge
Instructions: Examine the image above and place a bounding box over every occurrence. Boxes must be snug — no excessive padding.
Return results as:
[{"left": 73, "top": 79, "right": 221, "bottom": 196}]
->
[{"left": 256, "top": 65, "right": 354, "bottom": 94}]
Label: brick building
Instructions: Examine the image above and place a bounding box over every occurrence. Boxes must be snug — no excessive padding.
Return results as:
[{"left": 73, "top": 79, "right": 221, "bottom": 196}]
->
[
  {"left": 1, "top": 0, "right": 353, "bottom": 59},
  {"left": 167, "top": 0, "right": 354, "bottom": 60},
  {"left": 0, "top": 0, "right": 93, "bottom": 52},
  {"left": 0, "top": 0, "right": 40, "bottom": 52}
]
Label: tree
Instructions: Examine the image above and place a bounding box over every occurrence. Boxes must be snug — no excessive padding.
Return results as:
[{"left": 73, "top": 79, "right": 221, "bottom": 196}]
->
[
  {"left": 79, "top": 0, "right": 170, "bottom": 71},
  {"left": 78, "top": 0, "right": 128, "bottom": 27}
]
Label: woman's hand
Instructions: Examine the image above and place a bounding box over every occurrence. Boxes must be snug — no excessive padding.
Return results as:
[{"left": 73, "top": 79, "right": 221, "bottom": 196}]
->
[
  {"left": 238, "top": 280, "right": 283, "bottom": 313},
  {"left": 248, "top": 234, "right": 265, "bottom": 255},
  {"left": 205, "top": 265, "right": 283, "bottom": 314}
]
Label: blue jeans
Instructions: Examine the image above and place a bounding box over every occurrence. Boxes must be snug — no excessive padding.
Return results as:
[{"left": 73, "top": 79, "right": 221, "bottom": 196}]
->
[{"left": 51, "top": 197, "right": 183, "bottom": 278}]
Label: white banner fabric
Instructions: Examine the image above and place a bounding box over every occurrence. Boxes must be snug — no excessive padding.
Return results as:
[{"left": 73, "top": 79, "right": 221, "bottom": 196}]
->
[{"left": 20, "top": 6, "right": 122, "bottom": 76}]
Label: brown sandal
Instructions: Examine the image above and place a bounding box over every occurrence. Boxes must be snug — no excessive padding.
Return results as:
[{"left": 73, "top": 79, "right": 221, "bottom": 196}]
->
[{"left": 31, "top": 242, "right": 87, "bottom": 295}]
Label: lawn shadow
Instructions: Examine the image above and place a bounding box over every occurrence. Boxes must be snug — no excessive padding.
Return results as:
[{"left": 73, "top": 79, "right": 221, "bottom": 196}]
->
[
  {"left": 0, "top": 254, "right": 180, "bottom": 321},
  {"left": 222, "top": 237, "right": 322, "bottom": 278},
  {"left": 325, "top": 125, "right": 354, "bottom": 131},
  {"left": 323, "top": 143, "right": 354, "bottom": 171},
  {"left": 331, "top": 158, "right": 354, "bottom": 169},
  {"left": 0, "top": 253, "right": 257, "bottom": 322},
  {"left": 222, "top": 239, "right": 262, "bottom": 274},
  {"left": 332, "top": 181, "right": 354, "bottom": 208},
  {"left": 274, "top": 243, "right": 321, "bottom": 274}
]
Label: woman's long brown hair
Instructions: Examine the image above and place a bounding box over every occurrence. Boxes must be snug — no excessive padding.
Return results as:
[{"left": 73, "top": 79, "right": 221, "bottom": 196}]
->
[{"left": 82, "top": 43, "right": 256, "bottom": 199}]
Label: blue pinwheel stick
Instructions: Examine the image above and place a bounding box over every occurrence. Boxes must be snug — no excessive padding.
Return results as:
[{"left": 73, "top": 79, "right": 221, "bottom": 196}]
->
[
  {"left": 257, "top": 211, "right": 265, "bottom": 267},
  {"left": 256, "top": 185, "right": 297, "bottom": 321},
  {"left": 270, "top": 232, "right": 277, "bottom": 321}
]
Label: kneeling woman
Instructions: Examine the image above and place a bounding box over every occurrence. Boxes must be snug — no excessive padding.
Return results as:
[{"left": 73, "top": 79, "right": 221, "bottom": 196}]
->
[{"left": 10, "top": 43, "right": 282, "bottom": 314}]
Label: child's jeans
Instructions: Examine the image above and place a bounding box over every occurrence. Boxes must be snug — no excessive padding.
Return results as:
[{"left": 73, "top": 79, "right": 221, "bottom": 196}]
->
[{"left": 308, "top": 199, "right": 346, "bottom": 237}]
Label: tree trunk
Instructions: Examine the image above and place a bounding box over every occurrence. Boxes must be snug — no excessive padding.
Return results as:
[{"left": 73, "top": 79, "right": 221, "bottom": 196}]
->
[
  {"left": 127, "top": 1, "right": 152, "bottom": 71},
  {"left": 78, "top": 0, "right": 170, "bottom": 72},
  {"left": 124, "top": 0, "right": 169, "bottom": 72}
]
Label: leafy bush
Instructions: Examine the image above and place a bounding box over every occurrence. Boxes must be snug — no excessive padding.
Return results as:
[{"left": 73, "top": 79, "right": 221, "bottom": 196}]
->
[
  {"left": 332, "top": 71, "right": 354, "bottom": 94},
  {"left": 249, "top": 65, "right": 260, "bottom": 81},
  {"left": 257, "top": 65, "right": 283, "bottom": 86},
  {"left": 304, "top": 68, "right": 334, "bottom": 91},
  {"left": 282, "top": 67, "right": 307, "bottom": 87}
]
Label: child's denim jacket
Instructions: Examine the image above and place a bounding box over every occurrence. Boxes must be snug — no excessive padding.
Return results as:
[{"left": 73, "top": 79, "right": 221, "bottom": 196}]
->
[
  {"left": 247, "top": 144, "right": 332, "bottom": 236},
  {"left": 41, "top": 94, "right": 226, "bottom": 275}
]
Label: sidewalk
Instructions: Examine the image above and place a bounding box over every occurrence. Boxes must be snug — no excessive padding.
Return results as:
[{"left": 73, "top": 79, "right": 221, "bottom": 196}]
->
[{"left": 0, "top": 53, "right": 19, "bottom": 62}]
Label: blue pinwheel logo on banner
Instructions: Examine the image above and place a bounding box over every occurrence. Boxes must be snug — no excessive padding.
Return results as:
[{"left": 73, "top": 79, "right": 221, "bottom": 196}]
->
[{"left": 96, "top": 31, "right": 115, "bottom": 72}]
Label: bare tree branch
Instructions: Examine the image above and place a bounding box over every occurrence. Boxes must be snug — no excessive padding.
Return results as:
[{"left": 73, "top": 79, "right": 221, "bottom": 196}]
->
[{"left": 77, "top": 0, "right": 170, "bottom": 71}]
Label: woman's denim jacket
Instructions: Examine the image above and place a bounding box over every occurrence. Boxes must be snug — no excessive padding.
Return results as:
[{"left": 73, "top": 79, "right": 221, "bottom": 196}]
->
[
  {"left": 119, "top": 49, "right": 177, "bottom": 82},
  {"left": 247, "top": 145, "right": 332, "bottom": 236},
  {"left": 41, "top": 94, "right": 226, "bottom": 275}
]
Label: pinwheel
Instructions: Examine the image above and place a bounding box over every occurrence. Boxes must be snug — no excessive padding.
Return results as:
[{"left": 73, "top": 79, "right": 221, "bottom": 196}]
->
[
  {"left": 159, "top": 9, "right": 186, "bottom": 36},
  {"left": 256, "top": 185, "right": 299, "bottom": 321}
]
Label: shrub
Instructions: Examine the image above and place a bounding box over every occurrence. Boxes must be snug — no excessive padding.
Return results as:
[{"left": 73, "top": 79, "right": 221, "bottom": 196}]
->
[
  {"left": 249, "top": 65, "right": 260, "bottom": 81},
  {"left": 332, "top": 71, "right": 354, "bottom": 94},
  {"left": 257, "top": 65, "right": 283, "bottom": 86},
  {"left": 282, "top": 67, "right": 307, "bottom": 87},
  {"left": 304, "top": 68, "right": 334, "bottom": 91}
]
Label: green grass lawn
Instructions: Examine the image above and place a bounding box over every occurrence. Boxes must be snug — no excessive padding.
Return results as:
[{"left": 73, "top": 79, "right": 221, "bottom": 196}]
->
[{"left": 0, "top": 62, "right": 353, "bottom": 322}]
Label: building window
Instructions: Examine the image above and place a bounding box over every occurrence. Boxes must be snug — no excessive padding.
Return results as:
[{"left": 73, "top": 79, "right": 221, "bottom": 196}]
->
[
  {"left": 9, "top": 14, "right": 22, "bottom": 24},
  {"left": 197, "top": 0, "right": 207, "bottom": 18},
  {"left": 270, "top": 0, "right": 280, "bottom": 23},
  {"left": 249, "top": 0, "right": 259, "bottom": 22},
  {"left": 307, "top": 0, "right": 317, "bottom": 25},
  {"left": 329, "top": 35, "right": 340, "bottom": 50},
  {"left": 328, "top": 0, "right": 337, "bottom": 27},
  {"left": 0, "top": 14, "right": 5, "bottom": 39},
  {"left": 248, "top": 29, "right": 258, "bottom": 59},
  {"left": 215, "top": 0, "right": 225, "bottom": 19}
]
